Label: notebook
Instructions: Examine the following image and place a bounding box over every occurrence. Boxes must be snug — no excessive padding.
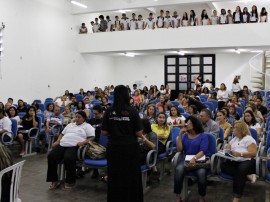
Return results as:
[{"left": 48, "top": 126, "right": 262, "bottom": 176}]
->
[{"left": 185, "top": 155, "right": 206, "bottom": 162}]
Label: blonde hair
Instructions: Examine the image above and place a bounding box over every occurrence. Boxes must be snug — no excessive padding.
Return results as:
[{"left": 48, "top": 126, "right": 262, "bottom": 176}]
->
[{"left": 234, "top": 120, "right": 250, "bottom": 136}]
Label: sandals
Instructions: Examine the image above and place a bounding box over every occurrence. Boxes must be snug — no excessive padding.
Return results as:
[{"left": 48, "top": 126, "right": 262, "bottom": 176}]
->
[
  {"left": 62, "top": 183, "right": 75, "bottom": 191},
  {"left": 49, "top": 182, "right": 60, "bottom": 190}
]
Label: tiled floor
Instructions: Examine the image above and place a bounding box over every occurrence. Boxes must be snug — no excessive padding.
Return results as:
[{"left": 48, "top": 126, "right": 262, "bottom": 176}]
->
[{"left": 15, "top": 153, "right": 270, "bottom": 202}]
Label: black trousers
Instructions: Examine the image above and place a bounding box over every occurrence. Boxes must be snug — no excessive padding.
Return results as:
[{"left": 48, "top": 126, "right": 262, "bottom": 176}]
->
[
  {"left": 47, "top": 145, "right": 78, "bottom": 184},
  {"left": 218, "top": 101, "right": 226, "bottom": 110},
  {"left": 221, "top": 159, "right": 256, "bottom": 198}
]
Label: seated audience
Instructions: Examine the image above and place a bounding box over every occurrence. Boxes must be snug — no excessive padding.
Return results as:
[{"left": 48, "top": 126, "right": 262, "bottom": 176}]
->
[
  {"left": 44, "top": 103, "right": 54, "bottom": 121},
  {"left": 221, "top": 120, "right": 257, "bottom": 202},
  {"left": 0, "top": 109, "right": 12, "bottom": 142},
  {"left": 7, "top": 106, "right": 20, "bottom": 123},
  {"left": 62, "top": 106, "right": 75, "bottom": 125},
  {"left": 151, "top": 112, "right": 171, "bottom": 154},
  {"left": 227, "top": 95, "right": 241, "bottom": 108},
  {"left": 216, "top": 110, "right": 232, "bottom": 140},
  {"left": 36, "top": 106, "right": 64, "bottom": 152},
  {"left": 243, "top": 110, "right": 261, "bottom": 137},
  {"left": 84, "top": 97, "right": 92, "bottom": 109},
  {"left": 146, "top": 104, "right": 156, "bottom": 124},
  {"left": 255, "top": 97, "right": 267, "bottom": 120},
  {"left": 87, "top": 105, "right": 103, "bottom": 143},
  {"left": 75, "top": 101, "right": 90, "bottom": 118},
  {"left": 199, "top": 108, "right": 219, "bottom": 138},
  {"left": 188, "top": 105, "right": 199, "bottom": 118},
  {"left": 55, "top": 95, "right": 70, "bottom": 107},
  {"left": 17, "top": 106, "right": 39, "bottom": 156},
  {"left": 217, "top": 83, "right": 229, "bottom": 110},
  {"left": 46, "top": 111, "right": 95, "bottom": 190},
  {"left": 138, "top": 119, "right": 157, "bottom": 165},
  {"left": 245, "top": 103, "right": 264, "bottom": 126},
  {"left": 69, "top": 96, "right": 77, "bottom": 108},
  {"left": 100, "top": 96, "right": 111, "bottom": 110},
  {"left": 229, "top": 105, "right": 240, "bottom": 120},
  {"left": 174, "top": 116, "right": 210, "bottom": 202},
  {"left": 32, "top": 102, "right": 42, "bottom": 114},
  {"left": 221, "top": 107, "right": 235, "bottom": 127},
  {"left": 167, "top": 106, "right": 185, "bottom": 128},
  {"left": 186, "top": 96, "right": 206, "bottom": 112},
  {"left": 17, "top": 99, "right": 27, "bottom": 113}
]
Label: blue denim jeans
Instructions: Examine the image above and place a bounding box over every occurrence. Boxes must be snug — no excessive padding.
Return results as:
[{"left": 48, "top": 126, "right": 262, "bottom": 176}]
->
[{"left": 174, "top": 156, "right": 207, "bottom": 196}]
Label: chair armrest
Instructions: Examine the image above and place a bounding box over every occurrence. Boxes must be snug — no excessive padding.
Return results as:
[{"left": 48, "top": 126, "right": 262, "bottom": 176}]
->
[
  {"left": 28, "top": 128, "right": 39, "bottom": 139},
  {"left": 172, "top": 152, "right": 181, "bottom": 168},
  {"left": 77, "top": 145, "right": 87, "bottom": 160},
  {"left": 255, "top": 157, "right": 261, "bottom": 176},
  {"left": 1, "top": 132, "right": 13, "bottom": 145},
  {"left": 166, "top": 140, "right": 173, "bottom": 155},
  {"left": 81, "top": 145, "right": 89, "bottom": 160},
  {"left": 210, "top": 153, "right": 220, "bottom": 174},
  {"left": 146, "top": 150, "right": 157, "bottom": 169}
]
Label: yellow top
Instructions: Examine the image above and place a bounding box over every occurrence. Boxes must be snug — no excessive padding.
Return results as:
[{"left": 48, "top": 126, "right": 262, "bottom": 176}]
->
[{"left": 151, "top": 124, "right": 171, "bottom": 145}]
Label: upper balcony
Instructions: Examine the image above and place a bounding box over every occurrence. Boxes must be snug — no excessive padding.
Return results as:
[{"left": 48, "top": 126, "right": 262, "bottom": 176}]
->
[{"left": 76, "top": 23, "right": 270, "bottom": 54}]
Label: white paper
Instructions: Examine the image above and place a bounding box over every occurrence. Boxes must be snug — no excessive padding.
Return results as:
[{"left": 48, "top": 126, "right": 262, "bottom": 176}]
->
[{"left": 185, "top": 155, "right": 206, "bottom": 162}]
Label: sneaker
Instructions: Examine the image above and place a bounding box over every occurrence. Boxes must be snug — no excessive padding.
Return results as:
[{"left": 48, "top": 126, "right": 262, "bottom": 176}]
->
[{"left": 247, "top": 174, "right": 257, "bottom": 183}]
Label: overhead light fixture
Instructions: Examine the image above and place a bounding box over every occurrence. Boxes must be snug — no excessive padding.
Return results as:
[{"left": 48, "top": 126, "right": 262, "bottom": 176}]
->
[
  {"left": 235, "top": 49, "right": 241, "bottom": 54},
  {"left": 177, "top": 51, "right": 185, "bottom": 56},
  {"left": 71, "top": 1, "right": 87, "bottom": 8},
  {"left": 124, "top": 53, "right": 135, "bottom": 57},
  {"left": 250, "top": 50, "right": 263, "bottom": 53}
]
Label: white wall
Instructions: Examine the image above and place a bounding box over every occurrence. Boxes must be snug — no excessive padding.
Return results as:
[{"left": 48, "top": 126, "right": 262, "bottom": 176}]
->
[
  {"left": 112, "top": 53, "right": 256, "bottom": 90},
  {"left": 0, "top": 0, "right": 116, "bottom": 103}
]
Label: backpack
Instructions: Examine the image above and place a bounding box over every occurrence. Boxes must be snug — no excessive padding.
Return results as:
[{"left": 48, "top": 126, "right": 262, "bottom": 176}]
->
[{"left": 86, "top": 141, "right": 106, "bottom": 160}]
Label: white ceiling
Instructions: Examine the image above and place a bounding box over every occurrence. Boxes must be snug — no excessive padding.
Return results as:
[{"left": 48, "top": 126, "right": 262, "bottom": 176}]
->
[{"left": 71, "top": 0, "right": 270, "bottom": 15}]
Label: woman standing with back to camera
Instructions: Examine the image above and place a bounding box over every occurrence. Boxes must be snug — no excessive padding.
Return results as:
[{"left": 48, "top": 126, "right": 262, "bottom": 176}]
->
[{"left": 101, "top": 85, "right": 144, "bottom": 202}]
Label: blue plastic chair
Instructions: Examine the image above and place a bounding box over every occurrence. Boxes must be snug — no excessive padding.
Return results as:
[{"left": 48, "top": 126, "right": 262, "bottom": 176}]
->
[
  {"left": 44, "top": 102, "right": 53, "bottom": 111},
  {"left": 91, "top": 100, "right": 102, "bottom": 106},
  {"left": 33, "top": 99, "right": 42, "bottom": 104},
  {"left": 258, "top": 90, "right": 265, "bottom": 98},
  {"left": 1, "top": 119, "right": 17, "bottom": 145},
  {"left": 181, "top": 113, "right": 190, "bottom": 119},
  {"left": 207, "top": 100, "right": 218, "bottom": 112},
  {"left": 266, "top": 91, "right": 270, "bottom": 99},
  {"left": 265, "top": 148, "right": 270, "bottom": 183},
  {"left": 75, "top": 94, "right": 83, "bottom": 101},
  {"left": 38, "top": 103, "right": 45, "bottom": 112},
  {"left": 18, "top": 112, "right": 26, "bottom": 119},
  {"left": 44, "top": 98, "right": 53, "bottom": 103},
  {"left": 171, "top": 101, "right": 180, "bottom": 107},
  {"left": 178, "top": 107, "right": 184, "bottom": 114},
  {"left": 171, "top": 127, "right": 180, "bottom": 152},
  {"left": 199, "top": 95, "right": 208, "bottom": 102},
  {"left": 239, "top": 100, "right": 246, "bottom": 109},
  {"left": 203, "top": 102, "right": 214, "bottom": 114},
  {"left": 36, "top": 113, "right": 45, "bottom": 124},
  {"left": 235, "top": 107, "right": 243, "bottom": 118},
  {"left": 249, "top": 128, "right": 258, "bottom": 144}
]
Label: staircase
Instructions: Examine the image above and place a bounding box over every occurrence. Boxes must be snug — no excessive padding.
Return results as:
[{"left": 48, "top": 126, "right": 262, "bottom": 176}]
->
[{"left": 249, "top": 51, "right": 270, "bottom": 91}]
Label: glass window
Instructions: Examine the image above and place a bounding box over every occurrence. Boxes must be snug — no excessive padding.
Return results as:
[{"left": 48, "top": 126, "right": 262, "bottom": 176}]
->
[
  {"left": 179, "top": 66, "right": 187, "bottom": 73},
  {"left": 191, "top": 66, "right": 200, "bottom": 73},
  {"left": 204, "top": 66, "right": 213, "bottom": 73},
  {"left": 179, "top": 83, "right": 188, "bottom": 90},
  {"left": 168, "top": 83, "right": 175, "bottom": 90},
  {"left": 167, "top": 66, "right": 176, "bottom": 73},
  {"left": 167, "top": 75, "right": 176, "bottom": 82},
  {"left": 191, "top": 57, "right": 200, "bottom": 65},
  {"left": 167, "top": 58, "right": 176, "bottom": 65},
  {"left": 179, "top": 57, "right": 187, "bottom": 65},
  {"left": 204, "top": 57, "right": 212, "bottom": 64}
]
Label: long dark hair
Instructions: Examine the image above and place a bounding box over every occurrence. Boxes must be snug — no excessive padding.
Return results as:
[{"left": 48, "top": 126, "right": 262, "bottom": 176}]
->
[
  {"left": 190, "top": 10, "right": 196, "bottom": 22},
  {"left": 201, "top": 9, "right": 209, "bottom": 19},
  {"left": 251, "top": 5, "right": 258, "bottom": 18},
  {"left": 24, "top": 106, "right": 37, "bottom": 119},
  {"left": 185, "top": 116, "right": 204, "bottom": 134},
  {"left": 261, "top": 7, "right": 268, "bottom": 16},
  {"left": 244, "top": 110, "right": 257, "bottom": 126},
  {"left": 112, "top": 85, "right": 130, "bottom": 114}
]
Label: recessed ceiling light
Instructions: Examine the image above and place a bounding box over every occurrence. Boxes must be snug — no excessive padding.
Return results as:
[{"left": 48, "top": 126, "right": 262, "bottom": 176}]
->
[
  {"left": 177, "top": 51, "right": 185, "bottom": 55},
  {"left": 71, "top": 1, "right": 87, "bottom": 8},
  {"left": 235, "top": 49, "right": 241, "bottom": 54},
  {"left": 123, "top": 53, "right": 135, "bottom": 57}
]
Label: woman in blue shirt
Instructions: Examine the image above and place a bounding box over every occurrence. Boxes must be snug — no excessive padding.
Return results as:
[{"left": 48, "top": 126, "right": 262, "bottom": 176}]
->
[{"left": 174, "top": 116, "right": 210, "bottom": 202}]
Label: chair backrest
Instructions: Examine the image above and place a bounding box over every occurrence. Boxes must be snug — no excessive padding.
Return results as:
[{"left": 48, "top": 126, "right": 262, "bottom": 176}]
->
[
  {"left": 33, "top": 99, "right": 42, "bottom": 104},
  {"left": 91, "top": 100, "right": 102, "bottom": 106},
  {"left": 266, "top": 117, "right": 270, "bottom": 131},
  {"left": 258, "top": 90, "right": 265, "bottom": 98},
  {"left": 44, "top": 102, "right": 53, "bottom": 111},
  {"left": 199, "top": 95, "right": 208, "bottom": 102},
  {"left": 267, "top": 148, "right": 270, "bottom": 170},
  {"left": 203, "top": 102, "right": 214, "bottom": 113},
  {"left": 249, "top": 128, "right": 258, "bottom": 144},
  {"left": 0, "top": 160, "right": 25, "bottom": 202},
  {"left": 171, "top": 127, "right": 180, "bottom": 147},
  {"left": 10, "top": 119, "right": 18, "bottom": 139},
  {"left": 266, "top": 132, "right": 270, "bottom": 152},
  {"left": 235, "top": 107, "right": 243, "bottom": 118},
  {"left": 181, "top": 113, "right": 190, "bottom": 119},
  {"left": 38, "top": 103, "right": 45, "bottom": 112},
  {"left": 178, "top": 107, "right": 184, "bottom": 114},
  {"left": 18, "top": 112, "right": 26, "bottom": 119},
  {"left": 239, "top": 100, "right": 246, "bottom": 109},
  {"left": 36, "top": 113, "right": 45, "bottom": 123},
  {"left": 98, "top": 135, "right": 108, "bottom": 147},
  {"left": 219, "top": 127, "right": 224, "bottom": 140},
  {"left": 266, "top": 91, "right": 270, "bottom": 99},
  {"left": 44, "top": 98, "right": 53, "bottom": 103},
  {"left": 171, "top": 101, "right": 180, "bottom": 107},
  {"left": 75, "top": 94, "right": 83, "bottom": 101},
  {"left": 206, "top": 133, "right": 217, "bottom": 157},
  {"left": 207, "top": 100, "right": 218, "bottom": 111}
]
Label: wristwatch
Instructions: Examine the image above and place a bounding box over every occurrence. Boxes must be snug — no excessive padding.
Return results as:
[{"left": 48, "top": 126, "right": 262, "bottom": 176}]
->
[
  {"left": 240, "top": 152, "right": 243, "bottom": 157},
  {"left": 194, "top": 156, "right": 198, "bottom": 160}
]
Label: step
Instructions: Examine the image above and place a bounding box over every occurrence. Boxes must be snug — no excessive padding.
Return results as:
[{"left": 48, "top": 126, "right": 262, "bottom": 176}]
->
[{"left": 250, "top": 79, "right": 263, "bottom": 84}]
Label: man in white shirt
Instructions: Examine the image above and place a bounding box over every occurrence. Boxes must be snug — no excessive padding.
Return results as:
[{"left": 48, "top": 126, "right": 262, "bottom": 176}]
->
[
  {"left": 137, "top": 15, "right": 145, "bottom": 30},
  {"left": 164, "top": 10, "right": 172, "bottom": 28},
  {"left": 156, "top": 10, "right": 165, "bottom": 28},
  {"left": 171, "top": 11, "right": 181, "bottom": 28},
  {"left": 145, "top": 13, "right": 155, "bottom": 29},
  {"left": 120, "top": 13, "right": 130, "bottom": 31},
  {"left": 129, "top": 13, "right": 137, "bottom": 30},
  {"left": 106, "top": 16, "right": 113, "bottom": 32},
  {"left": 0, "top": 109, "right": 12, "bottom": 143}
]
